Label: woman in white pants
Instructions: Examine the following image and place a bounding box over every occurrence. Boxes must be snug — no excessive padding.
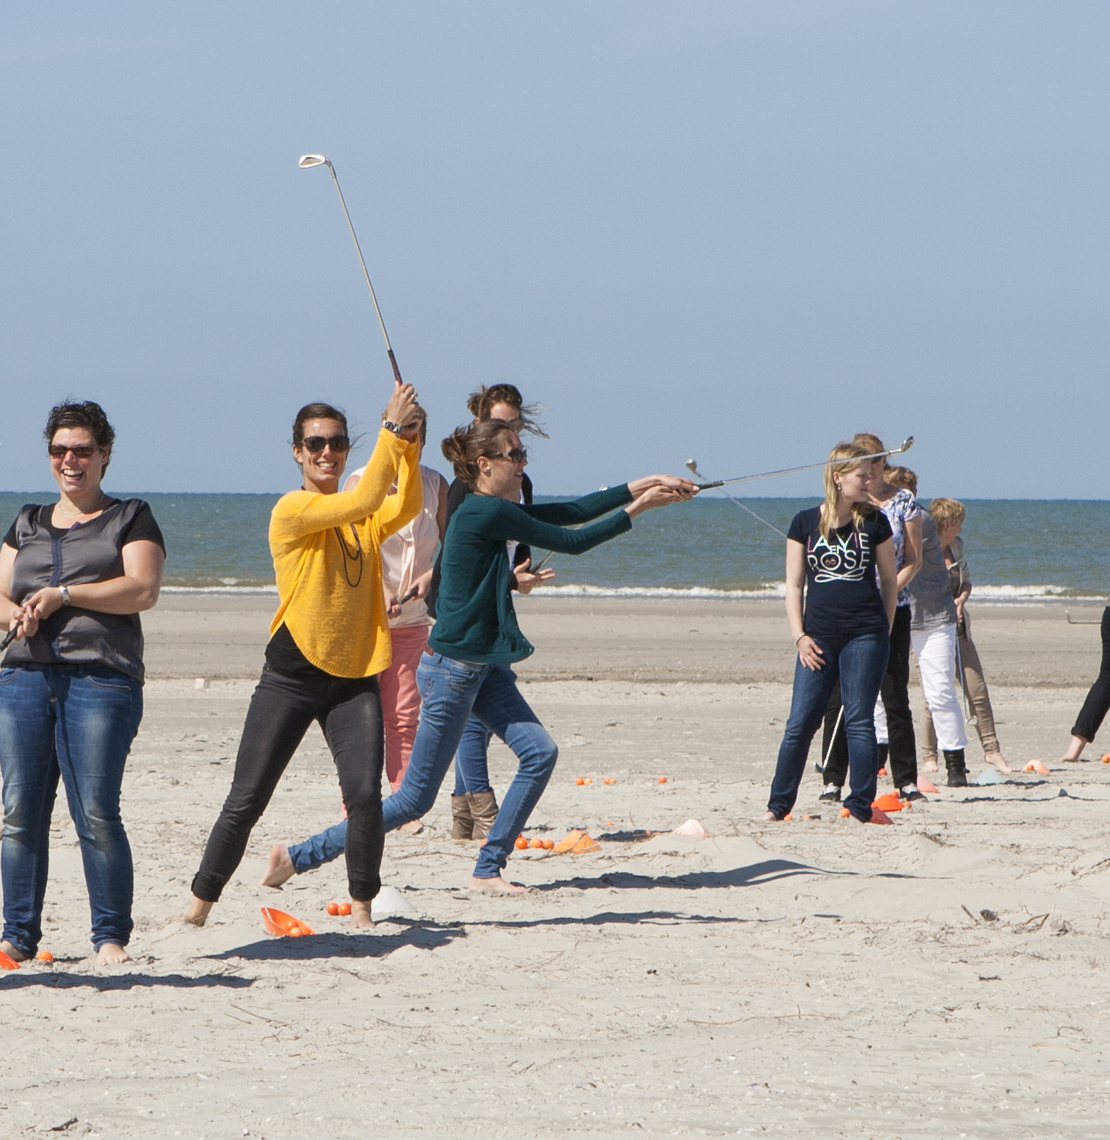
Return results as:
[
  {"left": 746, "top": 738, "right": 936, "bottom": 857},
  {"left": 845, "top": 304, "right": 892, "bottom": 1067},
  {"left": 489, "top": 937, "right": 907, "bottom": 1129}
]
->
[{"left": 905, "top": 478, "right": 968, "bottom": 785}]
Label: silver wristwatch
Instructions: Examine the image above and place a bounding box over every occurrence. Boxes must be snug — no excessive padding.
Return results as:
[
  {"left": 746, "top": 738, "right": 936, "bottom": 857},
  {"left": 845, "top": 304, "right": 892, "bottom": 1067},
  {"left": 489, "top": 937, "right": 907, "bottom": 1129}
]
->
[
  {"left": 382, "top": 420, "right": 405, "bottom": 437},
  {"left": 60, "top": 586, "right": 71, "bottom": 608}
]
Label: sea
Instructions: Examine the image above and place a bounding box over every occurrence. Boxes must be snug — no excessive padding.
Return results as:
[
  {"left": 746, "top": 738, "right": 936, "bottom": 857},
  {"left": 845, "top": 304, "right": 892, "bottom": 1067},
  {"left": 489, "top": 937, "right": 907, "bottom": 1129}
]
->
[{"left": 2, "top": 492, "right": 1106, "bottom": 602}]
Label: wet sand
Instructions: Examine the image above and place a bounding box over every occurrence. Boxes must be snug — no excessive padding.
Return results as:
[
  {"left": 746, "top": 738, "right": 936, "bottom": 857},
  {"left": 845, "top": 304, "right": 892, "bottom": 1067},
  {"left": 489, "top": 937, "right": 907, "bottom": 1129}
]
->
[{"left": 3, "top": 598, "right": 1109, "bottom": 1138}]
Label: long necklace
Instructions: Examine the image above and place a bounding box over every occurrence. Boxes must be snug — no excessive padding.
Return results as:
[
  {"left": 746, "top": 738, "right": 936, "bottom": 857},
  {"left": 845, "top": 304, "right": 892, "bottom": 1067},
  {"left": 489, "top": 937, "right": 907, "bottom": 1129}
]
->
[{"left": 334, "top": 524, "right": 364, "bottom": 588}]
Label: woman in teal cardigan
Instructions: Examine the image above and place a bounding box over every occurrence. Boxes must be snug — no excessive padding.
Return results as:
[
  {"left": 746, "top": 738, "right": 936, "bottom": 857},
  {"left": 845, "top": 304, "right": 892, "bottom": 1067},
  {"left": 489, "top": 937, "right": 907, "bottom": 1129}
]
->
[{"left": 384, "top": 418, "right": 693, "bottom": 894}]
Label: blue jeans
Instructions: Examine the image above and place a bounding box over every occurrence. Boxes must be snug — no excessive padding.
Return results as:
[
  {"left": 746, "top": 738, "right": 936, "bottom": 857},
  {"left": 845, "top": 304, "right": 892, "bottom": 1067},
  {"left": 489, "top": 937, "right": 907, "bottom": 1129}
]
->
[
  {"left": 290, "top": 651, "right": 558, "bottom": 880},
  {"left": 767, "top": 631, "right": 889, "bottom": 822},
  {"left": 0, "top": 664, "right": 143, "bottom": 955},
  {"left": 452, "top": 715, "right": 494, "bottom": 795}
]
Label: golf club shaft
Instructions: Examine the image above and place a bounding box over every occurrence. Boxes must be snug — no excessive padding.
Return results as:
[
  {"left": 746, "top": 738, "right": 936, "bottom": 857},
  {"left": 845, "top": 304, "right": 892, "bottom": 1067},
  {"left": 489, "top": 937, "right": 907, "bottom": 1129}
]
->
[
  {"left": 398, "top": 587, "right": 419, "bottom": 606},
  {"left": 687, "top": 465, "right": 786, "bottom": 538},
  {"left": 0, "top": 621, "right": 21, "bottom": 653},
  {"left": 326, "top": 166, "right": 404, "bottom": 386},
  {"left": 698, "top": 439, "right": 913, "bottom": 490},
  {"left": 954, "top": 624, "right": 974, "bottom": 722},
  {"left": 820, "top": 705, "right": 844, "bottom": 772}
]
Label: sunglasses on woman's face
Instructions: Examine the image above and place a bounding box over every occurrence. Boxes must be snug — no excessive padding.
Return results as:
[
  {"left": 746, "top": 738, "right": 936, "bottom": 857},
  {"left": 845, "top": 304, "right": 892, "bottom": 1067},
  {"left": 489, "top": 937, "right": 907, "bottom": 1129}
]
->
[
  {"left": 300, "top": 435, "right": 351, "bottom": 454},
  {"left": 487, "top": 448, "right": 528, "bottom": 464},
  {"left": 48, "top": 444, "right": 100, "bottom": 459}
]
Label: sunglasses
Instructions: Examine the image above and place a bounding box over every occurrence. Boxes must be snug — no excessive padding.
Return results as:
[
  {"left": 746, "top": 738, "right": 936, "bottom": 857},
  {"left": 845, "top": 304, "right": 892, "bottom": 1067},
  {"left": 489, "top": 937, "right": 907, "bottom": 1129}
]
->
[
  {"left": 300, "top": 435, "right": 351, "bottom": 454},
  {"left": 48, "top": 444, "right": 101, "bottom": 459},
  {"left": 487, "top": 448, "right": 528, "bottom": 464}
]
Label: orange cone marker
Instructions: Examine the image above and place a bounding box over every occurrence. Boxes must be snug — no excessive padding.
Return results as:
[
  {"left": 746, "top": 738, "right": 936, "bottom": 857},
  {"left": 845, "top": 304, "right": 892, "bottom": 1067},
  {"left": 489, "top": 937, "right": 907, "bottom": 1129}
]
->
[
  {"left": 917, "top": 776, "right": 939, "bottom": 794},
  {"left": 1025, "top": 759, "right": 1050, "bottom": 775},
  {"left": 260, "top": 907, "right": 316, "bottom": 937},
  {"left": 871, "top": 793, "right": 904, "bottom": 813}
]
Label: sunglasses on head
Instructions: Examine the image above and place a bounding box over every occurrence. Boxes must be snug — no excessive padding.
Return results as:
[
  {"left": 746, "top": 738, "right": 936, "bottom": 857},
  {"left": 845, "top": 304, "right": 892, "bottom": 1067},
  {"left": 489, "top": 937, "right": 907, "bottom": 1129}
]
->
[
  {"left": 48, "top": 444, "right": 100, "bottom": 459},
  {"left": 487, "top": 447, "right": 528, "bottom": 464},
  {"left": 300, "top": 435, "right": 351, "bottom": 454}
]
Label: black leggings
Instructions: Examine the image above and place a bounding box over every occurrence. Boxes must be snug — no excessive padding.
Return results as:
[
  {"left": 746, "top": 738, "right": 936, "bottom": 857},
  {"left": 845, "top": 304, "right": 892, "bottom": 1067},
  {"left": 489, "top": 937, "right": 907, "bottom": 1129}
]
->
[
  {"left": 191, "top": 666, "right": 384, "bottom": 903},
  {"left": 1072, "top": 608, "right": 1110, "bottom": 743},
  {"left": 822, "top": 606, "right": 917, "bottom": 789}
]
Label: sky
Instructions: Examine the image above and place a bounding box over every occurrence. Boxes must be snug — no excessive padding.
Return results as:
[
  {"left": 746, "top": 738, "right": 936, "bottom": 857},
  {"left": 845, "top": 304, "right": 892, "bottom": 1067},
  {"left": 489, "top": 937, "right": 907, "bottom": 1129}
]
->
[{"left": 1, "top": 2, "right": 1107, "bottom": 497}]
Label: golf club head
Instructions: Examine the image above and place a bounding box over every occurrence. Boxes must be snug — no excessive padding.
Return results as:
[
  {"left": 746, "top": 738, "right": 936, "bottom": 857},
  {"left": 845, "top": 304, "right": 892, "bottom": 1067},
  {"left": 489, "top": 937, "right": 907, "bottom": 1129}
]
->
[
  {"left": 298, "top": 154, "right": 330, "bottom": 169},
  {"left": 685, "top": 459, "right": 699, "bottom": 476},
  {"left": 897, "top": 436, "right": 914, "bottom": 455}
]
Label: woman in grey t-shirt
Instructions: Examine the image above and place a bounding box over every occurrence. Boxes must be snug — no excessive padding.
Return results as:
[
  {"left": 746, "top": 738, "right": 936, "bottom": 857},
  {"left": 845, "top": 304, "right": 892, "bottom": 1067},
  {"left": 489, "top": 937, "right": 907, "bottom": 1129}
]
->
[{"left": 0, "top": 400, "right": 164, "bottom": 966}]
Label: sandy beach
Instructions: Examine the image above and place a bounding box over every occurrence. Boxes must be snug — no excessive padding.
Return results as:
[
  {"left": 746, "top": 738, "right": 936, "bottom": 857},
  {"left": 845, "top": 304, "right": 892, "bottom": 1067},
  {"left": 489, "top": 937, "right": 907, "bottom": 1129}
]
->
[{"left": 4, "top": 596, "right": 1110, "bottom": 1138}]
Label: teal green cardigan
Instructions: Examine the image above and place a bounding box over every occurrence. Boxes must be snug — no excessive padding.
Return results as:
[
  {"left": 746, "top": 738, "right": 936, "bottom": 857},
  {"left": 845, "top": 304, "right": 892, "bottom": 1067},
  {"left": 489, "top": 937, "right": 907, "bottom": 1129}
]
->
[{"left": 428, "top": 484, "right": 634, "bottom": 664}]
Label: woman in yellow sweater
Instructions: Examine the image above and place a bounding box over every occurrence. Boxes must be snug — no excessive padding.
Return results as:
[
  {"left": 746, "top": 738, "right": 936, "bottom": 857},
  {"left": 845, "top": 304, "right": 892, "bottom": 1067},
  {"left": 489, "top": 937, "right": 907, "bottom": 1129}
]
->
[{"left": 183, "top": 384, "right": 421, "bottom": 930}]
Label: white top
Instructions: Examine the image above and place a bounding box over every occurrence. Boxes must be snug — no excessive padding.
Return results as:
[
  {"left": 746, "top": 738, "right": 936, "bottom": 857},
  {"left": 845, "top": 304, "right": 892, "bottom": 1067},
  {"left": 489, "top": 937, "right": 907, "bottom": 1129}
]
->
[{"left": 349, "top": 464, "right": 445, "bottom": 628}]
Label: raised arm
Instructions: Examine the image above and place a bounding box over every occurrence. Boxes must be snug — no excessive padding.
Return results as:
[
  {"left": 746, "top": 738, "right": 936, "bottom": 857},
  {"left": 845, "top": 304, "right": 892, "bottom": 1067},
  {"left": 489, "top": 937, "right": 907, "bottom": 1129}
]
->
[{"left": 376, "top": 440, "right": 425, "bottom": 541}]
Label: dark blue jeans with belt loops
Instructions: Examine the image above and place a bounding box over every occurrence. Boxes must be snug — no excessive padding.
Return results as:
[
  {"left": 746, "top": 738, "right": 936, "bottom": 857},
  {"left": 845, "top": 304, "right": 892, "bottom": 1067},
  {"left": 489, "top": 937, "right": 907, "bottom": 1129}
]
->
[
  {"left": 767, "top": 631, "right": 890, "bottom": 823},
  {"left": 0, "top": 664, "right": 143, "bottom": 956}
]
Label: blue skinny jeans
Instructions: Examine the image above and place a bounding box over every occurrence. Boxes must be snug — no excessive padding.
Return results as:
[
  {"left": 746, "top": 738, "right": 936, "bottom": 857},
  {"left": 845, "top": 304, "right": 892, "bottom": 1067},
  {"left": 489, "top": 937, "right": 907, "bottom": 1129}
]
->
[
  {"left": 0, "top": 664, "right": 143, "bottom": 956},
  {"left": 767, "top": 630, "right": 890, "bottom": 822},
  {"left": 290, "top": 650, "right": 558, "bottom": 880}
]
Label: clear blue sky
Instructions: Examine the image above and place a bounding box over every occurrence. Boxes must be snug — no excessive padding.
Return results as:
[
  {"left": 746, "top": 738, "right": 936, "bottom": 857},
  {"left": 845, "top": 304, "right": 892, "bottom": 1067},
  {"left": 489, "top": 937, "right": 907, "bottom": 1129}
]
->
[{"left": 2, "top": 2, "right": 1107, "bottom": 497}]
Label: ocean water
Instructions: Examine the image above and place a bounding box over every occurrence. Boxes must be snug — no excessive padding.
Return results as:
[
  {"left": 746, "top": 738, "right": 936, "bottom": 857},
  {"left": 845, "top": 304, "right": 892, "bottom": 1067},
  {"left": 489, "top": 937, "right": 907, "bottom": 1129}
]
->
[{"left": 1, "top": 492, "right": 1106, "bottom": 601}]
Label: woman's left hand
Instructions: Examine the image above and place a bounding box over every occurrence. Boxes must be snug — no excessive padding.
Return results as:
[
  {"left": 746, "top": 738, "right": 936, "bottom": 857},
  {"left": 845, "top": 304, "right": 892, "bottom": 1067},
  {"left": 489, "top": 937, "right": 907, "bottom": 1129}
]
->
[
  {"left": 22, "top": 587, "right": 65, "bottom": 623},
  {"left": 513, "top": 558, "right": 556, "bottom": 595},
  {"left": 627, "top": 475, "right": 698, "bottom": 499}
]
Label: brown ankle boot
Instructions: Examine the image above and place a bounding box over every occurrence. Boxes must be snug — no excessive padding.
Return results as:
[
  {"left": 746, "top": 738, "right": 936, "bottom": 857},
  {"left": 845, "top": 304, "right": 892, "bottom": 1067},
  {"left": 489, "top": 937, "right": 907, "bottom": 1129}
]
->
[
  {"left": 451, "top": 795, "right": 474, "bottom": 840},
  {"left": 466, "top": 790, "right": 499, "bottom": 841}
]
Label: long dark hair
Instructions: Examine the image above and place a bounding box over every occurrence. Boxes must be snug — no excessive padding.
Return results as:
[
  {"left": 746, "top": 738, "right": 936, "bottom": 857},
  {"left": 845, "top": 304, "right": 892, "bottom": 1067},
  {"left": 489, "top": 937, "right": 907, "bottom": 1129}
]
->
[{"left": 292, "top": 403, "right": 348, "bottom": 446}]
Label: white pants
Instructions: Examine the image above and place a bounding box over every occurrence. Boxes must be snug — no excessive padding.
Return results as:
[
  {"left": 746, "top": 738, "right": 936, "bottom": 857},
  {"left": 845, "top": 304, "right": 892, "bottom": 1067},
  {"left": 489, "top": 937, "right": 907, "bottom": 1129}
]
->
[
  {"left": 911, "top": 623, "right": 967, "bottom": 751},
  {"left": 874, "top": 696, "right": 888, "bottom": 745}
]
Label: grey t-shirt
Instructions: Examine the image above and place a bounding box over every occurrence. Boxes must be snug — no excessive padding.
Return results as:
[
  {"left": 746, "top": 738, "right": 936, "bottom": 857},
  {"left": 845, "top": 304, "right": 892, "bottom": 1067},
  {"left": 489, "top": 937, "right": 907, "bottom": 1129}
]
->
[
  {"left": 908, "top": 511, "right": 958, "bottom": 630},
  {"left": 2, "top": 499, "right": 165, "bottom": 683}
]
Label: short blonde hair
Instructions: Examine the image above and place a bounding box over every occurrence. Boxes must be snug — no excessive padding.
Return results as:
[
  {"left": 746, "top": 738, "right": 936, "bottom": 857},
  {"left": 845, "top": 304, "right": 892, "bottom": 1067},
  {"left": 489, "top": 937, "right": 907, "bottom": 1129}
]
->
[
  {"left": 885, "top": 465, "right": 917, "bottom": 494},
  {"left": 930, "top": 497, "right": 966, "bottom": 528}
]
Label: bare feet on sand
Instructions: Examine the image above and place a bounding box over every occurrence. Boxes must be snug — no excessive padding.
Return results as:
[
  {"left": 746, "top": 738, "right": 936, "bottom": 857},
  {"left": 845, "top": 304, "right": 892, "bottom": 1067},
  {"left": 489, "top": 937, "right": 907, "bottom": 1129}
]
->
[
  {"left": 96, "top": 943, "right": 131, "bottom": 966},
  {"left": 984, "top": 751, "right": 1016, "bottom": 774},
  {"left": 399, "top": 819, "right": 424, "bottom": 835},
  {"left": 350, "top": 901, "right": 375, "bottom": 930},
  {"left": 1060, "top": 734, "right": 1088, "bottom": 763},
  {"left": 468, "top": 875, "right": 527, "bottom": 895},
  {"left": 261, "top": 844, "right": 295, "bottom": 888},
  {"left": 179, "top": 897, "right": 214, "bottom": 927},
  {"left": 759, "top": 811, "right": 779, "bottom": 822},
  {"left": 0, "top": 940, "right": 28, "bottom": 963},
  {"left": 922, "top": 759, "right": 939, "bottom": 774}
]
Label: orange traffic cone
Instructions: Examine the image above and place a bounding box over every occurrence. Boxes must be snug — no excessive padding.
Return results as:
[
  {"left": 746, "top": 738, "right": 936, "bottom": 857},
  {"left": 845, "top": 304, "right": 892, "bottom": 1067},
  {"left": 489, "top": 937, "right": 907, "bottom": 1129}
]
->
[{"left": 871, "top": 793, "right": 904, "bottom": 813}]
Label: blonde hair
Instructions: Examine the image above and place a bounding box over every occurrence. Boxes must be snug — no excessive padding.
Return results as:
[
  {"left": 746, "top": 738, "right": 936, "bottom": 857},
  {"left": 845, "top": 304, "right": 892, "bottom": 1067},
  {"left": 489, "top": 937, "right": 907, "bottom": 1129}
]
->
[
  {"left": 930, "top": 497, "right": 966, "bottom": 528},
  {"left": 852, "top": 432, "right": 886, "bottom": 469},
  {"left": 820, "top": 442, "right": 876, "bottom": 541},
  {"left": 885, "top": 465, "right": 918, "bottom": 494}
]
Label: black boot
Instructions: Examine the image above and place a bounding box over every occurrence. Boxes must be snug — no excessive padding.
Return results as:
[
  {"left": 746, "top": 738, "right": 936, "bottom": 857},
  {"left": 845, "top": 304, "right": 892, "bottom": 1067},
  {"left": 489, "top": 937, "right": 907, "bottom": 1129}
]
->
[{"left": 944, "top": 749, "right": 968, "bottom": 787}]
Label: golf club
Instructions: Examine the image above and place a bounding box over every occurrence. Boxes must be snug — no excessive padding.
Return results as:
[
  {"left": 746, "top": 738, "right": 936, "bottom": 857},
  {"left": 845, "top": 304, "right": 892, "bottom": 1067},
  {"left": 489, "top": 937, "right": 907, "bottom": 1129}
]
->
[
  {"left": 298, "top": 154, "right": 404, "bottom": 386},
  {"left": 815, "top": 705, "right": 845, "bottom": 775},
  {"left": 685, "top": 460, "right": 786, "bottom": 539},
  {"left": 954, "top": 624, "right": 978, "bottom": 725},
  {"left": 398, "top": 586, "right": 419, "bottom": 606},
  {"left": 694, "top": 437, "right": 914, "bottom": 490},
  {"left": 0, "top": 620, "right": 22, "bottom": 653}
]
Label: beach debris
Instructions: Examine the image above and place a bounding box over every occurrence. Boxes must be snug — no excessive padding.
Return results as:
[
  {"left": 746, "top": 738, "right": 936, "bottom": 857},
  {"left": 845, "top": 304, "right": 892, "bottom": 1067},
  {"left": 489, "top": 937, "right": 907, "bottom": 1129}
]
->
[
  {"left": 260, "top": 907, "right": 316, "bottom": 938},
  {"left": 971, "top": 768, "right": 1002, "bottom": 786},
  {"left": 553, "top": 829, "right": 601, "bottom": 854},
  {"left": 980, "top": 909, "right": 999, "bottom": 922},
  {"left": 194, "top": 677, "right": 208, "bottom": 690},
  {"left": 672, "top": 819, "right": 709, "bottom": 838},
  {"left": 1025, "top": 759, "right": 1051, "bottom": 775},
  {"left": 0, "top": 949, "right": 20, "bottom": 970},
  {"left": 871, "top": 793, "right": 904, "bottom": 813},
  {"left": 326, "top": 901, "right": 340, "bottom": 915},
  {"left": 917, "top": 776, "right": 940, "bottom": 794},
  {"left": 658, "top": 776, "right": 668, "bottom": 784}
]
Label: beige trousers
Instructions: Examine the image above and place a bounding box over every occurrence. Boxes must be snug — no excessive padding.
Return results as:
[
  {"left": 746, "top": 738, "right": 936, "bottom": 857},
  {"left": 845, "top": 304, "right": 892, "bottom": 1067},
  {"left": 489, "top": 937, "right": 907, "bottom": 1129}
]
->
[{"left": 920, "top": 609, "right": 1001, "bottom": 763}]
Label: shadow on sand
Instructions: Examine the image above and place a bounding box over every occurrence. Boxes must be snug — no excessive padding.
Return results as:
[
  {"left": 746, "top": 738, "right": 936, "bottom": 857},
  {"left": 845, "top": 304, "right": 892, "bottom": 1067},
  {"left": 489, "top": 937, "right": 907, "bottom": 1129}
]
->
[
  {"left": 205, "top": 920, "right": 466, "bottom": 963},
  {"left": 533, "top": 856, "right": 849, "bottom": 893},
  {"left": 0, "top": 971, "right": 254, "bottom": 991}
]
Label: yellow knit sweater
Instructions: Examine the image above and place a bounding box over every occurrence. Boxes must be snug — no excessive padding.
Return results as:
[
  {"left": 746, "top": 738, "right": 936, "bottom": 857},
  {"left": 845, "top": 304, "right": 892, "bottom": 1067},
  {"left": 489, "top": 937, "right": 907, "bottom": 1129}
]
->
[{"left": 268, "top": 430, "right": 422, "bottom": 678}]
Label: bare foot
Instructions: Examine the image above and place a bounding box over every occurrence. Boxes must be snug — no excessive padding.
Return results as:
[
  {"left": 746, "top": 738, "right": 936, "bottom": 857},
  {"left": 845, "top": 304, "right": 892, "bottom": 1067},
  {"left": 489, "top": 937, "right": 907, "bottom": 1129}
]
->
[
  {"left": 178, "top": 897, "right": 214, "bottom": 927},
  {"left": 984, "top": 751, "right": 1015, "bottom": 774},
  {"left": 260, "top": 844, "right": 295, "bottom": 888},
  {"left": 0, "top": 940, "right": 29, "bottom": 963},
  {"left": 349, "top": 900, "right": 375, "bottom": 930},
  {"left": 1060, "top": 734, "right": 1087, "bottom": 763},
  {"left": 96, "top": 943, "right": 131, "bottom": 966},
  {"left": 468, "top": 874, "right": 528, "bottom": 895},
  {"left": 759, "top": 811, "right": 779, "bottom": 822},
  {"left": 922, "top": 759, "right": 939, "bottom": 774},
  {"left": 399, "top": 819, "right": 424, "bottom": 835}
]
